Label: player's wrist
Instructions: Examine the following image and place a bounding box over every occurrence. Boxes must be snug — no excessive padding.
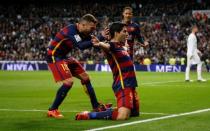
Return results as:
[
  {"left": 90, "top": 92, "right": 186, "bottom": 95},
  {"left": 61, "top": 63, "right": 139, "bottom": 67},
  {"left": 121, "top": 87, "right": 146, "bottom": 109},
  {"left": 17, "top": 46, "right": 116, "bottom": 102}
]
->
[{"left": 98, "top": 42, "right": 104, "bottom": 47}]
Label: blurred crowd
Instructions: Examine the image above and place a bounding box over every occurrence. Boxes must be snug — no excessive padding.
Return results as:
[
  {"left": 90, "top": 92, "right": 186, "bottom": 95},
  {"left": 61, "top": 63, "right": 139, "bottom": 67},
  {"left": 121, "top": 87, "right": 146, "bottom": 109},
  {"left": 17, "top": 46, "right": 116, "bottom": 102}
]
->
[{"left": 0, "top": 0, "right": 210, "bottom": 65}]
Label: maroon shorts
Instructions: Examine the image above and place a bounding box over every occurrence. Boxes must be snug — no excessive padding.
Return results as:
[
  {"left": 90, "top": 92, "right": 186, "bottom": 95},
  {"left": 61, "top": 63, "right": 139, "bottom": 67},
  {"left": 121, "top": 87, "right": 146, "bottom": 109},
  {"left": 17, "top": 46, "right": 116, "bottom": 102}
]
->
[
  {"left": 115, "top": 88, "right": 140, "bottom": 116},
  {"left": 48, "top": 57, "right": 85, "bottom": 82}
]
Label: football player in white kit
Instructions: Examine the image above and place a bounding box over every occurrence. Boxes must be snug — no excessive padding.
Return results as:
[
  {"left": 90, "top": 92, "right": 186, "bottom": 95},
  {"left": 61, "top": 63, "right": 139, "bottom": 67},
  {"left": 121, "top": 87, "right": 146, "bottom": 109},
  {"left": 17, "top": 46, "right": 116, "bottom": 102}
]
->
[{"left": 185, "top": 25, "right": 207, "bottom": 82}]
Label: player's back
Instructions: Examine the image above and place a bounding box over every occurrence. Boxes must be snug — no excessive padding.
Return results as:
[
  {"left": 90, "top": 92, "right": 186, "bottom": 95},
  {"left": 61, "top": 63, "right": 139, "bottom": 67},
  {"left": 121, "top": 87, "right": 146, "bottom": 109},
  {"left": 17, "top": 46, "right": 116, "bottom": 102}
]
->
[{"left": 47, "top": 25, "right": 78, "bottom": 63}]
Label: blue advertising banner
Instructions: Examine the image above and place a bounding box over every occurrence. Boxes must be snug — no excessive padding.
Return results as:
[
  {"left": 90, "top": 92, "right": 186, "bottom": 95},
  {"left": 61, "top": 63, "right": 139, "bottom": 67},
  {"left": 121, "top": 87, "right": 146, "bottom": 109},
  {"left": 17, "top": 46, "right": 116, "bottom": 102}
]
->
[
  {"left": 0, "top": 61, "right": 186, "bottom": 72},
  {"left": 0, "top": 61, "right": 48, "bottom": 71}
]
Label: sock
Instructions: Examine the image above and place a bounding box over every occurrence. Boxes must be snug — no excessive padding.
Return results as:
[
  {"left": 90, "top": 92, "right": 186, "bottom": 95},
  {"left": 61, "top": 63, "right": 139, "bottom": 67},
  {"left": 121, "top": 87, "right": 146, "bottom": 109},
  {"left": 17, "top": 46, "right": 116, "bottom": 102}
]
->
[
  {"left": 82, "top": 80, "right": 99, "bottom": 109},
  {"left": 185, "top": 65, "right": 190, "bottom": 80},
  {"left": 49, "top": 84, "right": 71, "bottom": 110},
  {"left": 88, "top": 108, "right": 118, "bottom": 120},
  {"left": 197, "top": 62, "right": 202, "bottom": 80}
]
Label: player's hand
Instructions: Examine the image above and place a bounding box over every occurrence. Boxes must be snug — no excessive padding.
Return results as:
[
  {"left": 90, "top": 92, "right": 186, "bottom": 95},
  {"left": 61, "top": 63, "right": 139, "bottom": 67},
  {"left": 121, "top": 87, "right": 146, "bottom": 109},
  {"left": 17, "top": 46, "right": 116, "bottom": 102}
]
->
[
  {"left": 91, "top": 35, "right": 100, "bottom": 47},
  {"left": 124, "top": 40, "right": 130, "bottom": 51},
  {"left": 101, "top": 27, "right": 110, "bottom": 40},
  {"left": 143, "top": 41, "right": 149, "bottom": 47},
  {"left": 197, "top": 52, "right": 203, "bottom": 57},
  {"left": 139, "top": 41, "right": 149, "bottom": 47}
]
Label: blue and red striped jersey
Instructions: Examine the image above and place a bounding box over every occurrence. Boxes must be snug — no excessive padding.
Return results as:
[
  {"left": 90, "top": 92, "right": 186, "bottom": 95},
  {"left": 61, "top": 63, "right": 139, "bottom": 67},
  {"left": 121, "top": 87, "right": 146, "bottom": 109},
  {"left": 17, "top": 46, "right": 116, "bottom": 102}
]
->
[
  {"left": 47, "top": 24, "right": 92, "bottom": 63},
  {"left": 105, "top": 42, "right": 138, "bottom": 93},
  {"left": 126, "top": 22, "right": 144, "bottom": 59}
]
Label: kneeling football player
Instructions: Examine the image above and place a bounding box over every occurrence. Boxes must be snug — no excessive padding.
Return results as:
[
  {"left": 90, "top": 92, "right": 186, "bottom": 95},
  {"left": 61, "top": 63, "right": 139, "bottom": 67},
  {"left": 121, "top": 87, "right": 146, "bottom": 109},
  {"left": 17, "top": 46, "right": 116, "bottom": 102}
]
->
[{"left": 76, "top": 22, "right": 140, "bottom": 120}]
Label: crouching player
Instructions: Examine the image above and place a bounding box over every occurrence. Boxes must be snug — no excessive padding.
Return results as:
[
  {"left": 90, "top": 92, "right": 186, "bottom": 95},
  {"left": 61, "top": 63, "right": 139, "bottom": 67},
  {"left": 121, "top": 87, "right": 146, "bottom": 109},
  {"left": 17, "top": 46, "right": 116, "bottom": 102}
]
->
[
  {"left": 76, "top": 22, "right": 140, "bottom": 120},
  {"left": 47, "top": 14, "right": 111, "bottom": 118}
]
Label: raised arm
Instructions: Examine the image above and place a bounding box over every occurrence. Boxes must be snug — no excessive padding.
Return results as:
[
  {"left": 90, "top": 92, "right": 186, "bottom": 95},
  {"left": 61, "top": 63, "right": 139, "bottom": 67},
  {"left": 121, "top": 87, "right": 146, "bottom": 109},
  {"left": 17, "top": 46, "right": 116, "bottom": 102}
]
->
[{"left": 136, "top": 25, "right": 149, "bottom": 47}]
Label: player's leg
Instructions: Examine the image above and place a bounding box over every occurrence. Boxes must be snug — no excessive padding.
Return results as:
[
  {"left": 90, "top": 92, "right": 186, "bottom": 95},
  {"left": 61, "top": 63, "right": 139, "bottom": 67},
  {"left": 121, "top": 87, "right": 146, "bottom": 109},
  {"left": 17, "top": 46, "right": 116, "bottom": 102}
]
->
[
  {"left": 116, "top": 107, "right": 131, "bottom": 120},
  {"left": 130, "top": 89, "right": 140, "bottom": 117},
  {"left": 115, "top": 88, "right": 133, "bottom": 120},
  {"left": 77, "top": 72, "right": 102, "bottom": 109},
  {"left": 67, "top": 57, "right": 100, "bottom": 109},
  {"left": 75, "top": 108, "right": 118, "bottom": 120},
  {"left": 49, "top": 78, "right": 73, "bottom": 111},
  {"left": 185, "top": 56, "right": 192, "bottom": 81},
  {"left": 76, "top": 107, "right": 130, "bottom": 120},
  {"left": 86, "top": 88, "right": 132, "bottom": 120},
  {"left": 196, "top": 55, "right": 206, "bottom": 81},
  {"left": 47, "top": 61, "right": 73, "bottom": 118},
  {"left": 76, "top": 88, "right": 133, "bottom": 120},
  {"left": 197, "top": 62, "right": 207, "bottom": 81}
]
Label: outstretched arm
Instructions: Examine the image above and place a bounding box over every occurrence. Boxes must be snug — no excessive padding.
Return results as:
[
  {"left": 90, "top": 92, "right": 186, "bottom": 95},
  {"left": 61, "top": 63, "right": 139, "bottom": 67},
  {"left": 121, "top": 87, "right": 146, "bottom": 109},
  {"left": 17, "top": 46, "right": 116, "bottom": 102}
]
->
[
  {"left": 77, "top": 41, "right": 93, "bottom": 50},
  {"left": 91, "top": 35, "right": 110, "bottom": 51}
]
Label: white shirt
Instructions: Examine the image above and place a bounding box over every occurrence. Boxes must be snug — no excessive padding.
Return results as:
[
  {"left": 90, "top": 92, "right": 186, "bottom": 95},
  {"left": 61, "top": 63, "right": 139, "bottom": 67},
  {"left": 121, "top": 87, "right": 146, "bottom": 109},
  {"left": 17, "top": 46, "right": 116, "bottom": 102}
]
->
[{"left": 187, "top": 33, "right": 198, "bottom": 57}]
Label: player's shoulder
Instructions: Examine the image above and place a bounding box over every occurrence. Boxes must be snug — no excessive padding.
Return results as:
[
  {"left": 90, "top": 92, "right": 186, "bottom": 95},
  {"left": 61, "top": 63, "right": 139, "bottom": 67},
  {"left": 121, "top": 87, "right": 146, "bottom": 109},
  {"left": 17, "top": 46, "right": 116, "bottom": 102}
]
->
[
  {"left": 131, "top": 22, "right": 140, "bottom": 28},
  {"left": 60, "top": 24, "right": 77, "bottom": 35},
  {"left": 189, "top": 33, "right": 196, "bottom": 37},
  {"left": 109, "top": 41, "right": 114, "bottom": 47},
  {"left": 188, "top": 33, "right": 196, "bottom": 39},
  {"left": 67, "top": 24, "right": 77, "bottom": 33},
  {"left": 108, "top": 42, "right": 117, "bottom": 51}
]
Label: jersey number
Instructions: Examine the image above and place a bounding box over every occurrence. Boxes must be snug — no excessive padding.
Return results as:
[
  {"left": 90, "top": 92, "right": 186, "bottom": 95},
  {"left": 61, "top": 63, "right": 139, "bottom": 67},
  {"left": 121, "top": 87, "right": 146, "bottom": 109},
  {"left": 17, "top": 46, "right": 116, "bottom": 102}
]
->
[{"left": 61, "top": 63, "right": 69, "bottom": 71}]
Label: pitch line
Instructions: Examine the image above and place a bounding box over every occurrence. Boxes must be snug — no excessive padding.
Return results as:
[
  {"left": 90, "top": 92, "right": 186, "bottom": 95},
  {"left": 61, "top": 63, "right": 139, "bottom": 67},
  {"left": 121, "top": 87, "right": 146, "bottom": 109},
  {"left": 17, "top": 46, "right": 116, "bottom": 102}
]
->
[
  {"left": 87, "top": 108, "right": 210, "bottom": 131},
  {"left": 0, "top": 108, "right": 167, "bottom": 115},
  {"left": 140, "top": 78, "right": 210, "bottom": 85},
  {"left": 141, "top": 80, "right": 182, "bottom": 85}
]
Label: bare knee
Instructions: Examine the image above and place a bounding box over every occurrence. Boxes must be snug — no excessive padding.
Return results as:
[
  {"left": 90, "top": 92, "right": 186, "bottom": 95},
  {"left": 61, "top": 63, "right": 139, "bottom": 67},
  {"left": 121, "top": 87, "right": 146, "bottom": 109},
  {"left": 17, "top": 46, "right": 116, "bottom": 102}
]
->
[
  {"left": 117, "top": 113, "right": 129, "bottom": 120},
  {"left": 116, "top": 107, "right": 131, "bottom": 120},
  {"left": 63, "top": 78, "right": 74, "bottom": 86}
]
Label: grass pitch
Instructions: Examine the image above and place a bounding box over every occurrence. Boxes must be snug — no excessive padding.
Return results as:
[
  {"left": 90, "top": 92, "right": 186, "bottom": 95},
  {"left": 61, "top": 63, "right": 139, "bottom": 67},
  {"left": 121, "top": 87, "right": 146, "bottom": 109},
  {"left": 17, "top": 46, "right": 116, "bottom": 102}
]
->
[{"left": 0, "top": 71, "right": 209, "bottom": 131}]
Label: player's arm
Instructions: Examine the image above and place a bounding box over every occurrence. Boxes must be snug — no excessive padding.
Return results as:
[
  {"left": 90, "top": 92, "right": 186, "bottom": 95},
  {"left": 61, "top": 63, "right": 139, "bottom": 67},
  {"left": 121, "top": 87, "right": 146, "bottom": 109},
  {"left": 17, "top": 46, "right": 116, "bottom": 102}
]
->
[
  {"left": 75, "top": 34, "right": 110, "bottom": 50},
  {"left": 70, "top": 34, "right": 93, "bottom": 50},
  {"left": 98, "top": 42, "right": 110, "bottom": 51},
  {"left": 136, "top": 25, "right": 149, "bottom": 47},
  {"left": 98, "top": 27, "right": 110, "bottom": 41},
  {"left": 91, "top": 36, "right": 110, "bottom": 51},
  {"left": 77, "top": 40, "right": 93, "bottom": 50}
]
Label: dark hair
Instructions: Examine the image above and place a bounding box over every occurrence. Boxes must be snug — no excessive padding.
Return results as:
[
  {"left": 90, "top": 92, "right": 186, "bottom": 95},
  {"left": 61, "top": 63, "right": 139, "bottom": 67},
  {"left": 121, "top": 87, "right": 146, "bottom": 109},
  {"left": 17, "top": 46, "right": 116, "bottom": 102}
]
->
[
  {"left": 109, "top": 22, "right": 126, "bottom": 39},
  {"left": 123, "top": 6, "right": 133, "bottom": 13},
  {"left": 79, "top": 14, "right": 98, "bottom": 24}
]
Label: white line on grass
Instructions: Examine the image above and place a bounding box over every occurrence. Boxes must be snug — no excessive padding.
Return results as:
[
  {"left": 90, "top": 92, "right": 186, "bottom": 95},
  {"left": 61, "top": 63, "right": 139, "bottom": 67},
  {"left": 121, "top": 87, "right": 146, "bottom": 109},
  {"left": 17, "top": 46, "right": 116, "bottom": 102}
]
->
[
  {"left": 87, "top": 108, "right": 210, "bottom": 131},
  {"left": 140, "top": 78, "right": 210, "bottom": 85},
  {"left": 141, "top": 80, "right": 182, "bottom": 85},
  {"left": 0, "top": 108, "right": 167, "bottom": 115}
]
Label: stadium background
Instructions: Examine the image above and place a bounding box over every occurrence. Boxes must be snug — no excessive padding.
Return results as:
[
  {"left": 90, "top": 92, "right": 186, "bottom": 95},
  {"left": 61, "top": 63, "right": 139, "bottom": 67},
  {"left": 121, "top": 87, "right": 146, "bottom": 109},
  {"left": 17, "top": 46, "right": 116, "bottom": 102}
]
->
[
  {"left": 0, "top": 0, "right": 210, "bottom": 131},
  {"left": 0, "top": 0, "right": 209, "bottom": 69}
]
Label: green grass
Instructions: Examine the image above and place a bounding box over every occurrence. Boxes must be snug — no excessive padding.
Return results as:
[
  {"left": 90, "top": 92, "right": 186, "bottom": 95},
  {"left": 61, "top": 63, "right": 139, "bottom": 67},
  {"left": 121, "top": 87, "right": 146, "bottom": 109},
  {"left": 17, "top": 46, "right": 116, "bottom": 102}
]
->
[{"left": 0, "top": 71, "right": 210, "bottom": 131}]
